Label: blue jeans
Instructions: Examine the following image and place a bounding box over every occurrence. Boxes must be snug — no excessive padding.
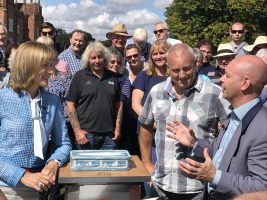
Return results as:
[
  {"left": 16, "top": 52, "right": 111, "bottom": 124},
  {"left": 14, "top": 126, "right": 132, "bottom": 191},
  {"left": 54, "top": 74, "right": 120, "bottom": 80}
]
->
[{"left": 77, "top": 132, "right": 117, "bottom": 150}]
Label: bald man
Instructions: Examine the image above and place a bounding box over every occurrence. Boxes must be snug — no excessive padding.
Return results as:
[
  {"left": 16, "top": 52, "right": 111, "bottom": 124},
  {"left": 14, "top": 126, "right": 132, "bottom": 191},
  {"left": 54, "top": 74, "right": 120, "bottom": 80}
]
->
[
  {"left": 227, "top": 22, "right": 248, "bottom": 56},
  {"left": 166, "top": 55, "right": 267, "bottom": 199},
  {"left": 139, "top": 44, "right": 229, "bottom": 199}
]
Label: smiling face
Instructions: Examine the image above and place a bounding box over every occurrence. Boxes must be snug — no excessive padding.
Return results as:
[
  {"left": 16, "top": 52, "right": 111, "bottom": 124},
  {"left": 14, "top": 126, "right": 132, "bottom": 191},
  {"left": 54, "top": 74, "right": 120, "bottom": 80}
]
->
[
  {"left": 111, "top": 34, "right": 128, "bottom": 52},
  {"left": 167, "top": 46, "right": 196, "bottom": 94},
  {"left": 108, "top": 54, "right": 121, "bottom": 73},
  {"left": 217, "top": 55, "right": 235, "bottom": 74},
  {"left": 0, "top": 25, "right": 7, "bottom": 48},
  {"left": 88, "top": 50, "right": 105, "bottom": 72},
  {"left": 34, "top": 61, "right": 54, "bottom": 88},
  {"left": 151, "top": 47, "right": 167, "bottom": 68},
  {"left": 70, "top": 32, "right": 86, "bottom": 54},
  {"left": 125, "top": 47, "right": 141, "bottom": 69}
]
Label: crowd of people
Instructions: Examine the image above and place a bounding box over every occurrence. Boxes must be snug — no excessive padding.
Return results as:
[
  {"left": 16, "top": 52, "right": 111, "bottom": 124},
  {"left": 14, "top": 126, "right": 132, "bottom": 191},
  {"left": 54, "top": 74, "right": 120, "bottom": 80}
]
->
[{"left": 0, "top": 19, "right": 266, "bottom": 200}]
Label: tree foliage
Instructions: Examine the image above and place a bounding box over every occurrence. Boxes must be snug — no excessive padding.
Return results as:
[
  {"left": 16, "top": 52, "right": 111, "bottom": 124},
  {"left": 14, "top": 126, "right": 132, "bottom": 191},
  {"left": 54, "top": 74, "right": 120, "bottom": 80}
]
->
[
  {"left": 165, "top": 0, "right": 267, "bottom": 47},
  {"left": 55, "top": 28, "right": 95, "bottom": 52}
]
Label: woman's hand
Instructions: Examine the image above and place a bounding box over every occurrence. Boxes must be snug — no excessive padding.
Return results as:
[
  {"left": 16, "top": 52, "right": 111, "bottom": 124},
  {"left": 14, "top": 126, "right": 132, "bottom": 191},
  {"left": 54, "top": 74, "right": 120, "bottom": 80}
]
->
[{"left": 20, "top": 171, "right": 51, "bottom": 192}]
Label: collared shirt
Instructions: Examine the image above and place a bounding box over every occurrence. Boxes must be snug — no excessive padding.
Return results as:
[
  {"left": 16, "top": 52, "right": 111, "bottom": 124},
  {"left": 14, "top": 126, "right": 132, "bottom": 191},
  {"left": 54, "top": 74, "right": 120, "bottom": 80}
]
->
[
  {"left": 260, "top": 87, "right": 267, "bottom": 103},
  {"left": 65, "top": 68, "right": 121, "bottom": 133},
  {"left": 0, "top": 88, "right": 71, "bottom": 187},
  {"left": 58, "top": 47, "right": 82, "bottom": 76},
  {"left": 210, "top": 98, "right": 260, "bottom": 190},
  {"left": 167, "top": 37, "right": 182, "bottom": 46},
  {"left": 227, "top": 41, "right": 248, "bottom": 57},
  {"left": 139, "top": 76, "right": 230, "bottom": 194}
]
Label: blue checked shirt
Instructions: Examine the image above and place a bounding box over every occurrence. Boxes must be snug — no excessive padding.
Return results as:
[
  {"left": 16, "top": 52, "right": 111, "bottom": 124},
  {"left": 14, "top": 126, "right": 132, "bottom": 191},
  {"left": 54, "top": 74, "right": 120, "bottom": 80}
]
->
[
  {"left": 0, "top": 88, "right": 72, "bottom": 187},
  {"left": 58, "top": 47, "right": 82, "bottom": 76},
  {"left": 139, "top": 76, "right": 230, "bottom": 194}
]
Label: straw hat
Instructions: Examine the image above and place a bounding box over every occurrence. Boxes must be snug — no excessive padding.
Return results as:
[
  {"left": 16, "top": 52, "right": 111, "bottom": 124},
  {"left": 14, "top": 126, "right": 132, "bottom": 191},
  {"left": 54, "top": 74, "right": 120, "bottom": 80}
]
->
[
  {"left": 106, "top": 23, "right": 132, "bottom": 39},
  {"left": 213, "top": 43, "right": 236, "bottom": 58},
  {"left": 243, "top": 36, "right": 267, "bottom": 52}
]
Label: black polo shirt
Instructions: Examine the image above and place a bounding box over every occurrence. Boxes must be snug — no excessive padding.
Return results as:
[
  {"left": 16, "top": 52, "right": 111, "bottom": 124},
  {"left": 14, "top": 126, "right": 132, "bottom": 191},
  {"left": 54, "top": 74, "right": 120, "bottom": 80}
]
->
[{"left": 65, "top": 68, "right": 121, "bottom": 133}]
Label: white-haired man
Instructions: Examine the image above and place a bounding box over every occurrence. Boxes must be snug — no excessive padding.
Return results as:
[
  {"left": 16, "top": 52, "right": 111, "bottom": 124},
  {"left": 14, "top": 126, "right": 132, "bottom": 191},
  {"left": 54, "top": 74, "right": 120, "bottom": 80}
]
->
[{"left": 133, "top": 27, "right": 151, "bottom": 63}]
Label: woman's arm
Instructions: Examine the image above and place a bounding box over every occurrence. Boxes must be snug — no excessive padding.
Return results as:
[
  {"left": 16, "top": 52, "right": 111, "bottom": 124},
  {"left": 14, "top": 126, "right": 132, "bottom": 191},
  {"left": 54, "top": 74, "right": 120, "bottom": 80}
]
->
[{"left": 132, "top": 89, "right": 144, "bottom": 116}]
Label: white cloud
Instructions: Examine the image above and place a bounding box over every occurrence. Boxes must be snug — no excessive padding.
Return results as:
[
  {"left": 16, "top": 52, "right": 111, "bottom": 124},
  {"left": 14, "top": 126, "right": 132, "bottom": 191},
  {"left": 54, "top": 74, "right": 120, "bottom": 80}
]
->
[
  {"left": 107, "top": 0, "right": 142, "bottom": 5},
  {"left": 153, "top": 0, "right": 173, "bottom": 9},
  {"left": 42, "top": 0, "right": 165, "bottom": 41}
]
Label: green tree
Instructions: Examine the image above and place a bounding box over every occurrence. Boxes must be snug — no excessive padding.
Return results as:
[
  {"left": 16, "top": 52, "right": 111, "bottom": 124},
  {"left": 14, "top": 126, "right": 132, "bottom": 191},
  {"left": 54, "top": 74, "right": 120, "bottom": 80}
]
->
[
  {"left": 165, "top": 0, "right": 267, "bottom": 47},
  {"left": 55, "top": 29, "right": 95, "bottom": 52},
  {"left": 55, "top": 28, "right": 70, "bottom": 51}
]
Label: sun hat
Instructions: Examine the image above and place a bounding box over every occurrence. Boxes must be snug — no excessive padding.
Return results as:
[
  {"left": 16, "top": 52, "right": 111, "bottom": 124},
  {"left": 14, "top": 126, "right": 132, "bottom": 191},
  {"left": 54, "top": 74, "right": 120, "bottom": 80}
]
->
[
  {"left": 106, "top": 23, "right": 132, "bottom": 39},
  {"left": 213, "top": 43, "right": 236, "bottom": 58},
  {"left": 243, "top": 36, "right": 267, "bottom": 52}
]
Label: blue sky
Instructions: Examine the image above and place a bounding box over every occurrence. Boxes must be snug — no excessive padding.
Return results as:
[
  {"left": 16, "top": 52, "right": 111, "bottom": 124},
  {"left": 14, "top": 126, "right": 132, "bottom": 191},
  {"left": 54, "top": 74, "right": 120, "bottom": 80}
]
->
[{"left": 40, "top": 0, "right": 172, "bottom": 41}]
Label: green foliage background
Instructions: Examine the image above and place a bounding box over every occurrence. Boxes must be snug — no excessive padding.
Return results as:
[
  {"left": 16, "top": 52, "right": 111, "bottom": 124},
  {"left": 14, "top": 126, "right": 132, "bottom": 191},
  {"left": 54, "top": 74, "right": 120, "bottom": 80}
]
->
[{"left": 165, "top": 0, "right": 267, "bottom": 47}]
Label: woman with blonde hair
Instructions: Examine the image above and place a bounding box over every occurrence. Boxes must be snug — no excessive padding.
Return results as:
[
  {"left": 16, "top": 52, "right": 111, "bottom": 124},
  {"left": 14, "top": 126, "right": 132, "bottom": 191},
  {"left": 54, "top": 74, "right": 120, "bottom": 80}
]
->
[
  {"left": 131, "top": 39, "right": 170, "bottom": 198},
  {"left": 0, "top": 41, "right": 71, "bottom": 199},
  {"left": 132, "top": 39, "right": 170, "bottom": 116}
]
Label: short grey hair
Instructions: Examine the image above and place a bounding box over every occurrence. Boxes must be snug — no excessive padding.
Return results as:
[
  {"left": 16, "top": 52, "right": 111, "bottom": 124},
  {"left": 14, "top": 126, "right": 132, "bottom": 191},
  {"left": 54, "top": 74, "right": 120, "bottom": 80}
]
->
[
  {"left": 36, "top": 36, "right": 54, "bottom": 48},
  {"left": 81, "top": 41, "right": 110, "bottom": 69},
  {"left": 133, "top": 28, "right": 148, "bottom": 41},
  {"left": 154, "top": 21, "right": 168, "bottom": 30}
]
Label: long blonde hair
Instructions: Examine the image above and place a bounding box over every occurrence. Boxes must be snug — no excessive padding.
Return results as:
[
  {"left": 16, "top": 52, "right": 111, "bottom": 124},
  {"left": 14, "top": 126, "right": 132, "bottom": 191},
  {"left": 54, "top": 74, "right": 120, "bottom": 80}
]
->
[
  {"left": 10, "top": 41, "right": 56, "bottom": 92},
  {"left": 146, "top": 39, "right": 170, "bottom": 76}
]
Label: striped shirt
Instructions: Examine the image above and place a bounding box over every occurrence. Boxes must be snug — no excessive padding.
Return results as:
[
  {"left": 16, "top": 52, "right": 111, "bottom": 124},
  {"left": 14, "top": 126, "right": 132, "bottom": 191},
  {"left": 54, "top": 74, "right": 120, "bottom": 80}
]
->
[{"left": 139, "top": 76, "right": 230, "bottom": 194}]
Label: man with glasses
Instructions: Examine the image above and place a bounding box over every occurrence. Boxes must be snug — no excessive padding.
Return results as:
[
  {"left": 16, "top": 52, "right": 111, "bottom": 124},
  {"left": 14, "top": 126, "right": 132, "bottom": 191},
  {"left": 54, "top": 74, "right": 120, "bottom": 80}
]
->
[
  {"left": 40, "top": 22, "right": 62, "bottom": 53},
  {"left": 227, "top": 22, "right": 248, "bottom": 56},
  {"left": 153, "top": 21, "right": 182, "bottom": 46},
  {"left": 106, "top": 23, "right": 132, "bottom": 67},
  {"left": 211, "top": 43, "right": 236, "bottom": 85},
  {"left": 196, "top": 39, "right": 218, "bottom": 81}
]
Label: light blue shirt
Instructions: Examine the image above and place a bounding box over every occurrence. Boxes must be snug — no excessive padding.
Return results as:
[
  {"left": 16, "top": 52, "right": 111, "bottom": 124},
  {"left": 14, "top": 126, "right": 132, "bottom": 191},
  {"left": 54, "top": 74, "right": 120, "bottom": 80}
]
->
[
  {"left": 0, "top": 88, "right": 72, "bottom": 187},
  {"left": 210, "top": 98, "right": 260, "bottom": 191},
  {"left": 58, "top": 47, "right": 82, "bottom": 76}
]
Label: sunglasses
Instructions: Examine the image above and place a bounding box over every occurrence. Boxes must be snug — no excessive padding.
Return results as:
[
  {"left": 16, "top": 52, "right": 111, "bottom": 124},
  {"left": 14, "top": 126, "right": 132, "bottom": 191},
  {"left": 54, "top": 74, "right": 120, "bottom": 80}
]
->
[
  {"left": 231, "top": 30, "right": 244, "bottom": 34},
  {"left": 153, "top": 29, "right": 167, "bottom": 35},
  {"left": 126, "top": 54, "right": 139, "bottom": 60},
  {"left": 41, "top": 31, "right": 53, "bottom": 36}
]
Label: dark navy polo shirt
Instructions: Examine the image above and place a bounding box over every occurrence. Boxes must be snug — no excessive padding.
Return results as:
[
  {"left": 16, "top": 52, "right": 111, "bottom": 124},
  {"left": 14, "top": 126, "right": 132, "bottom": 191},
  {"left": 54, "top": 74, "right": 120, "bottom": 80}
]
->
[{"left": 65, "top": 68, "right": 121, "bottom": 133}]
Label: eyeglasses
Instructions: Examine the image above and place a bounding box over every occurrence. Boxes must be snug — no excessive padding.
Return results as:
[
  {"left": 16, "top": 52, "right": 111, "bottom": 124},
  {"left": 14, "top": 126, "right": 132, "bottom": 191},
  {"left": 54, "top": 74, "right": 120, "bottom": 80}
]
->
[
  {"left": 41, "top": 31, "right": 53, "bottom": 36},
  {"left": 110, "top": 60, "right": 121, "bottom": 65},
  {"left": 217, "top": 55, "right": 235, "bottom": 62},
  {"left": 153, "top": 29, "right": 167, "bottom": 35},
  {"left": 231, "top": 30, "right": 244, "bottom": 34},
  {"left": 126, "top": 54, "right": 139, "bottom": 60}
]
